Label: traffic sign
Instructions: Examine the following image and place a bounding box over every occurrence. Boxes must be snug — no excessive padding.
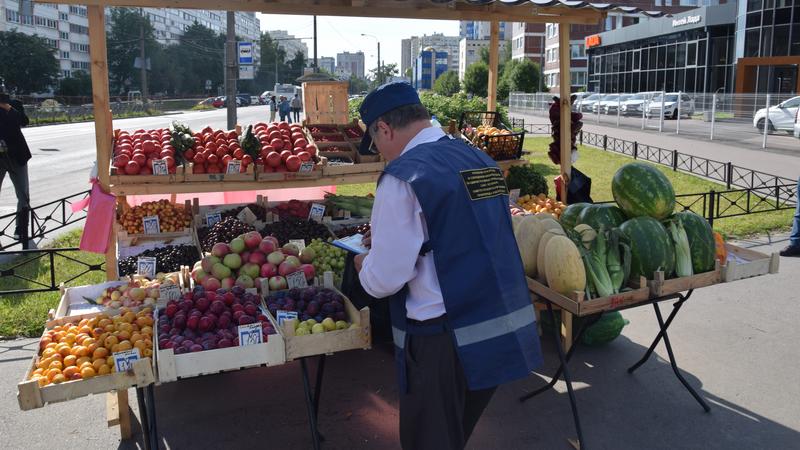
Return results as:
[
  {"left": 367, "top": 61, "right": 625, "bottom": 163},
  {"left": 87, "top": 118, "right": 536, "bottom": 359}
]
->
[
  {"left": 237, "top": 42, "right": 254, "bottom": 65},
  {"left": 239, "top": 65, "right": 255, "bottom": 80}
]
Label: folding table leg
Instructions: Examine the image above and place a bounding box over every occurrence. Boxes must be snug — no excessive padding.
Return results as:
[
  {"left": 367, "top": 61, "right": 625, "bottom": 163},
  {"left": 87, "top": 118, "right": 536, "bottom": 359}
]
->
[
  {"left": 136, "top": 388, "right": 151, "bottom": 450},
  {"left": 145, "top": 384, "right": 160, "bottom": 450},
  {"left": 300, "top": 358, "right": 322, "bottom": 450},
  {"left": 628, "top": 291, "right": 692, "bottom": 374}
]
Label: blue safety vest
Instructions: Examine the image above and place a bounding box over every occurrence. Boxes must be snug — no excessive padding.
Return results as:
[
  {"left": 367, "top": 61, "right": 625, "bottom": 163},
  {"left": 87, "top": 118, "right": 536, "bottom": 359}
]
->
[{"left": 381, "top": 136, "right": 543, "bottom": 392}]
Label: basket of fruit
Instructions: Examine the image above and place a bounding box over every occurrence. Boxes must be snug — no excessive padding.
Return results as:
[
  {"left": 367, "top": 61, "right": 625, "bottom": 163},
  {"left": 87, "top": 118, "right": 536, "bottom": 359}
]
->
[
  {"left": 110, "top": 128, "right": 185, "bottom": 185},
  {"left": 17, "top": 308, "right": 157, "bottom": 410},
  {"left": 264, "top": 286, "right": 371, "bottom": 360},
  {"left": 255, "top": 122, "right": 322, "bottom": 181},
  {"left": 183, "top": 126, "right": 257, "bottom": 182},
  {"left": 153, "top": 286, "right": 285, "bottom": 383},
  {"left": 469, "top": 128, "right": 526, "bottom": 161}
]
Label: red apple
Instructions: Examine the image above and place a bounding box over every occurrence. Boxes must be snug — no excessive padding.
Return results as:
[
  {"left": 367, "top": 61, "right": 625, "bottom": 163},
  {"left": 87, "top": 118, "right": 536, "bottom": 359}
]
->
[{"left": 285, "top": 155, "right": 301, "bottom": 172}]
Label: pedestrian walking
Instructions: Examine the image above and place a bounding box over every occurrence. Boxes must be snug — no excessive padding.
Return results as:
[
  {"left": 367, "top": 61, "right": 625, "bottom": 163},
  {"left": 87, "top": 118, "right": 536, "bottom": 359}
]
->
[
  {"left": 269, "top": 95, "right": 277, "bottom": 122},
  {"left": 0, "top": 83, "right": 32, "bottom": 248},
  {"left": 353, "top": 82, "right": 542, "bottom": 450},
  {"left": 290, "top": 93, "right": 302, "bottom": 123},
  {"left": 278, "top": 96, "right": 291, "bottom": 123},
  {"left": 780, "top": 176, "right": 800, "bottom": 257}
]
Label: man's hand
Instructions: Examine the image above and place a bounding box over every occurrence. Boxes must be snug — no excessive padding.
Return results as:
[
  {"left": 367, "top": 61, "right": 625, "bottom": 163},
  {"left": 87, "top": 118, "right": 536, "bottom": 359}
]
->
[
  {"left": 354, "top": 252, "right": 368, "bottom": 272},
  {"left": 0, "top": 103, "right": 11, "bottom": 112},
  {"left": 361, "top": 230, "right": 372, "bottom": 249}
]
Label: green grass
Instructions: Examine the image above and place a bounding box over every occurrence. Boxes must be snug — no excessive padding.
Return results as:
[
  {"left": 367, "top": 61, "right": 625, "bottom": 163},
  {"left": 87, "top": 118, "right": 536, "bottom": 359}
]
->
[
  {"left": 522, "top": 137, "right": 792, "bottom": 238},
  {"left": 0, "top": 230, "right": 105, "bottom": 338}
]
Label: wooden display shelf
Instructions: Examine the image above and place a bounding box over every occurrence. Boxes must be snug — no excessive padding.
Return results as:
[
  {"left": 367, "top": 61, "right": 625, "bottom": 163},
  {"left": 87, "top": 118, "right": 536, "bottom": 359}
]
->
[
  {"left": 110, "top": 165, "right": 186, "bottom": 185},
  {"left": 256, "top": 166, "right": 324, "bottom": 182},
  {"left": 721, "top": 243, "right": 780, "bottom": 282},
  {"left": 648, "top": 262, "right": 722, "bottom": 298},
  {"left": 184, "top": 162, "right": 256, "bottom": 183},
  {"left": 321, "top": 160, "right": 385, "bottom": 176},
  {"left": 109, "top": 172, "right": 383, "bottom": 195},
  {"left": 527, "top": 276, "right": 650, "bottom": 317}
]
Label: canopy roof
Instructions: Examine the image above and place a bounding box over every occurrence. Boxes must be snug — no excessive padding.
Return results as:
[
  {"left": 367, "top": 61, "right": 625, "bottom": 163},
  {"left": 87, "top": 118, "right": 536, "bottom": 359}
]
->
[{"left": 39, "top": 0, "right": 669, "bottom": 24}]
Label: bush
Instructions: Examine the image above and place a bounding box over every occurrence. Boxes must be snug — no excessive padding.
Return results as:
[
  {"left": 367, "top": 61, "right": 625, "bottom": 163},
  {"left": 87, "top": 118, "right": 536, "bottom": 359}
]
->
[{"left": 349, "top": 93, "right": 510, "bottom": 128}]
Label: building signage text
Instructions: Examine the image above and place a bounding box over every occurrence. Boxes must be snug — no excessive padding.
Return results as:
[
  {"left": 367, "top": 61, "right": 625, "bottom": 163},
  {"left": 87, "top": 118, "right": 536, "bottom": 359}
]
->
[
  {"left": 672, "top": 15, "right": 702, "bottom": 27},
  {"left": 585, "top": 34, "right": 601, "bottom": 48}
]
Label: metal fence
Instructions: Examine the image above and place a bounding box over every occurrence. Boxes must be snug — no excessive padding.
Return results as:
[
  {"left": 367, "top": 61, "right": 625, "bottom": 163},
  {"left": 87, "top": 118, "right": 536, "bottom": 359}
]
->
[
  {"left": 20, "top": 97, "right": 207, "bottom": 126},
  {"left": 510, "top": 91, "right": 800, "bottom": 151},
  {"left": 0, "top": 247, "right": 104, "bottom": 295},
  {"left": 1, "top": 190, "right": 90, "bottom": 251}
]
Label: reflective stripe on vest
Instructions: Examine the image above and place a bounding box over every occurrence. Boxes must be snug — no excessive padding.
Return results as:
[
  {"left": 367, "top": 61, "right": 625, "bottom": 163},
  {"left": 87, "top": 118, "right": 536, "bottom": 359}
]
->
[
  {"left": 393, "top": 326, "right": 406, "bottom": 349},
  {"left": 453, "top": 304, "right": 536, "bottom": 347}
]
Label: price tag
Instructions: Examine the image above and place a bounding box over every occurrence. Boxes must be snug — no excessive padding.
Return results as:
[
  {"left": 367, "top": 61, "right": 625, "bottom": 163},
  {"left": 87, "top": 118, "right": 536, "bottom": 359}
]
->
[
  {"left": 226, "top": 160, "right": 242, "bottom": 174},
  {"left": 308, "top": 203, "right": 326, "bottom": 222},
  {"left": 152, "top": 159, "right": 169, "bottom": 175},
  {"left": 509, "top": 188, "right": 521, "bottom": 203},
  {"left": 237, "top": 207, "right": 257, "bottom": 225},
  {"left": 137, "top": 257, "right": 157, "bottom": 279},
  {"left": 113, "top": 348, "right": 141, "bottom": 372},
  {"left": 299, "top": 161, "right": 314, "bottom": 173},
  {"left": 206, "top": 212, "right": 222, "bottom": 227},
  {"left": 286, "top": 270, "right": 308, "bottom": 289},
  {"left": 237, "top": 322, "right": 263, "bottom": 346},
  {"left": 245, "top": 288, "right": 258, "bottom": 295},
  {"left": 142, "top": 216, "right": 161, "bottom": 234},
  {"left": 323, "top": 271, "right": 335, "bottom": 289},
  {"left": 158, "top": 284, "right": 181, "bottom": 301},
  {"left": 276, "top": 310, "right": 299, "bottom": 326},
  {"left": 289, "top": 239, "right": 306, "bottom": 251}
]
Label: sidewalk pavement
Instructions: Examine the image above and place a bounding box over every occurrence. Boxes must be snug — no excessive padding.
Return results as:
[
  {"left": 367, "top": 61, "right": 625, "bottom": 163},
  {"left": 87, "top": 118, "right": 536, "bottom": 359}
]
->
[
  {"left": 512, "top": 112, "right": 800, "bottom": 182},
  {"left": 1, "top": 237, "right": 799, "bottom": 449}
]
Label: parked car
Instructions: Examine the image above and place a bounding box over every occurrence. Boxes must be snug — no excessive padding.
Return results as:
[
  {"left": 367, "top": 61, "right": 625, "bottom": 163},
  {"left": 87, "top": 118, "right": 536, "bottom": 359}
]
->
[
  {"left": 577, "top": 94, "right": 602, "bottom": 112},
  {"left": 250, "top": 95, "right": 261, "bottom": 105},
  {"left": 221, "top": 96, "right": 242, "bottom": 107},
  {"left": 591, "top": 94, "right": 618, "bottom": 114},
  {"left": 754, "top": 95, "right": 800, "bottom": 133},
  {"left": 646, "top": 93, "right": 695, "bottom": 119},
  {"left": 602, "top": 94, "right": 634, "bottom": 114},
  {"left": 570, "top": 92, "right": 591, "bottom": 111},
  {"left": 619, "top": 92, "right": 660, "bottom": 116},
  {"left": 259, "top": 91, "right": 273, "bottom": 104},
  {"left": 211, "top": 96, "right": 225, "bottom": 108},
  {"left": 236, "top": 94, "right": 252, "bottom": 106},
  {"left": 197, "top": 97, "right": 215, "bottom": 107}
]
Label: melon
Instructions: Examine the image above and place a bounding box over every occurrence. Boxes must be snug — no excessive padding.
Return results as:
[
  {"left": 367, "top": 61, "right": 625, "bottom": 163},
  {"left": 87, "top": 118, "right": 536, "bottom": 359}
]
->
[
  {"left": 536, "top": 228, "right": 565, "bottom": 282},
  {"left": 576, "top": 204, "right": 626, "bottom": 231},
  {"left": 559, "top": 202, "right": 590, "bottom": 229},
  {"left": 620, "top": 216, "right": 675, "bottom": 280},
  {"left": 544, "top": 236, "right": 586, "bottom": 296},
  {"left": 675, "top": 211, "right": 716, "bottom": 273},
  {"left": 513, "top": 216, "right": 543, "bottom": 278},
  {"left": 612, "top": 162, "right": 676, "bottom": 220}
]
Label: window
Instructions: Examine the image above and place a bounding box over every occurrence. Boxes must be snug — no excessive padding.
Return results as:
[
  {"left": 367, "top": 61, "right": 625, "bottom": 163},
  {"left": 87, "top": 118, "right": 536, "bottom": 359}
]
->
[
  {"left": 70, "top": 23, "right": 89, "bottom": 34},
  {"left": 44, "top": 38, "right": 58, "bottom": 48},
  {"left": 571, "top": 71, "right": 587, "bottom": 86},
  {"left": 62, "top": 70, "right": 71, "bottom": 78},
  {"left": 71, "top": 43, "right": 89, "bottom": 52},
  {"left": 60, "top": 31, "right": 69, "bottom": 40},
  {"left": 60, "top": 51, "right": 70, "bottom": 59},
  {"left": 69, "top": 6, "right": 87, "bottom": 16},
  {"left": 687, "top": 41, "right": 698, "bottom": 66},
  {"left": 71, "top": 61, "right": 90, "bottom": 70},
  {"left": 35, "top": 16, "right": 58, "bottom": 28},
  {"left": 59, "top": 12, "right": 68, "bottom": 20},
  {"left": 571, "top": 44, "right": 585, "bottom": 58}
]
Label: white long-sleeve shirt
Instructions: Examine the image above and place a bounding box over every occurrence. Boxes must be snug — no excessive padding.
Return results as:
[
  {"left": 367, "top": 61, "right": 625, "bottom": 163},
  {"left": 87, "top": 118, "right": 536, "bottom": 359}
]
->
[{"left": 359, "top": 126, "right": 447, "bottom": 321}]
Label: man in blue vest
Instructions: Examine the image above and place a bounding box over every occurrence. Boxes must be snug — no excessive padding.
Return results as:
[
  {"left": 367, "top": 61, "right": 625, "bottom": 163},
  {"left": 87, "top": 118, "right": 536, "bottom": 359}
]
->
[{"left": 354, "top": 82, "right": 543, "bottom": 449}]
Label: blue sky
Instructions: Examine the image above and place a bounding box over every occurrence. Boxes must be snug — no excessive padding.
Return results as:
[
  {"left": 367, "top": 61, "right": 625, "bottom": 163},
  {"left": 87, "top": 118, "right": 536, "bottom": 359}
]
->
[{"left": 258, "top": 14, "right": 459, "bottom": 73}]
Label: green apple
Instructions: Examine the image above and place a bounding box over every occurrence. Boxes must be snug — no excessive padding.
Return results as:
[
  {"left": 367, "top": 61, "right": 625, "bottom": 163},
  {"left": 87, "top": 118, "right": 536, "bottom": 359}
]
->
[
  {"left": 322, "top": 318, "right": 336, "bottom": 331},
  {"left": 305, "top": 319, "right": 317, "bottom": 327},
  {"left": 335, "top": 320, "right": 348, "bottom": 330},
  {"left": 295, "top": 326, "right": 310, "bottom": 336},
  {"left": 311, "top": 323, "right": 325, "bottom": 334}
]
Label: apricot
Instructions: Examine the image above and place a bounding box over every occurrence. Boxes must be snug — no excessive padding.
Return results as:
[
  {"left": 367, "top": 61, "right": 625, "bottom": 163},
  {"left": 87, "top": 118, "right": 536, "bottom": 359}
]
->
[
  {"left": 104, "top": 335, "right": 119, "bottom": 348},
  {"left": 57, "top": 346, "right": 72, "bottom": 358},
  {"left": 76, "top": 356, "right": 91, "bottom": 367},
  {"left": 46, "top": 368, "right": 62, "bottom": 381},
  {"left": 80, "top": 367, "right": 96, "bottom": 379},
  {"left": 93, "top": 347, "right": 109, "bottom": 360},
  {"left": 51, "top": 374, "right": 67, "bottom": 384},
  {"left": 63, "top": 355, "right": 77, "bottom": 367},
  {"left": 93, "top": 359, "right": 106, "bottom": 372},
  {"left": 97, "top": 364, "right": 111, "bottom": 376},
  {"left": 63, "top": 366, "right": 79, "bottom": 379}
]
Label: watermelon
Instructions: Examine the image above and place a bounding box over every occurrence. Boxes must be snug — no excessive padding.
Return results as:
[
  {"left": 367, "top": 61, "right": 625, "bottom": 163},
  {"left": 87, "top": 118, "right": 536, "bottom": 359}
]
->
[
  {"left": 620, "top": 216, "right": 675, "bottom": 280},
  {"left": 675, "top": 211, "right": 716, "bottom": 273},
  {"left": 539, "top": 310, "right": 628, "bottom": 346},
  {"left": 576, "top": 204, "right": 627, "bottom": 231},
  {"left": 612, "top": 163, "right": 676, "bottom": 220},
  {"left": 559, "top": 202, "right": 590, "bottom": 229}
]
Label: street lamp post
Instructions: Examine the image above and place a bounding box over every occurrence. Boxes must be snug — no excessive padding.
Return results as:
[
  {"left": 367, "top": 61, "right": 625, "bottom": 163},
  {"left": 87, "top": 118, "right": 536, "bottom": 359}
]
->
[{"left": 361, "top": 33, "right": 381, "bottom": 84}]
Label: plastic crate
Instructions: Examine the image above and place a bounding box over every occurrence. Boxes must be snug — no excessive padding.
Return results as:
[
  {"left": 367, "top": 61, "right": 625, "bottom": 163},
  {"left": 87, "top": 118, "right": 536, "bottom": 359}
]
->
[{"left": 459, "top": 111, "right": 506, "bottom": 130}]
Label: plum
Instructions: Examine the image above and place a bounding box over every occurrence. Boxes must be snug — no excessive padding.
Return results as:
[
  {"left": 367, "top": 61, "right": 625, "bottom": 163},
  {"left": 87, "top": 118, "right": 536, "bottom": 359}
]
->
[
  {"left": 174, "top": 316, "right": 187, "bottom": 330},
  {"left": 202, "top": 340, "right": 217, "bottom": 351},
  {"left": 334, "top": 311, "right": 347, "bottom": 321},
  {"left": 174, "top": 346, "right": 188, "bottom": 354},
  {"left": 187, "top": 315, "right": 200, "bottom": 330},
  {"left": 218, "top": 338, "right": 233, "bottom": 348},
  {"left": 244, "top": 303, "right": 258, "bottom": 316},
  {"left": 210, "top": 300, "right": 226, "bottom": 315},
  {"left": 238, "top": 315, "right": 255, "bottom": 325},
  {"left": 190, "top": 344, "right": 204, "bottom": 352},
  {"left": 306, "top": 301, "right": 320, "bottom": 316}
]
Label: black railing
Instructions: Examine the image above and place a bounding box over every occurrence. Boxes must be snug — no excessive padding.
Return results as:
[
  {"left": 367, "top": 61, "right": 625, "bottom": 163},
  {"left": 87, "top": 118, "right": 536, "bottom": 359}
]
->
[
  {"left": 0, "top": 247, "right": 105, "bottom": 295},
  {"left": 0, "top": 190, "right": 90, "bottom": 250}
]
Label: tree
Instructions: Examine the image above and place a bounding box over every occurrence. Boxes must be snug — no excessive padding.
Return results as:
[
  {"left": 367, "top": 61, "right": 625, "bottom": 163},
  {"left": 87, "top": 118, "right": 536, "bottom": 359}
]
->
[
  {"left": 463, "top": 62, "right": 488, "bottom": 98},
  {"left": 287, "top": 51, "right": 306, "bottom": 83},
  {"left": 433, "top": 70, "right": 460, "bottom": 96},
  {"left": 57, "top": 71, "right": 93, "bottom": 97},
  {"left": 0, "top": 30, "right": 59, "bottom": 94},
  {"left": 369, "top": 63, "right": 399, "bottom": 87},
  {"left": 348, "top": 75, "right": 369, "bottom": 95},
  {"left": 506, "top": 59, "right": 542, "bottom": 93},
  {"left": 107, "top": 8, "right": 160, "bottom": 95},
  {"left": 167, "top": 23, "right": 225, "bottom": 96}
]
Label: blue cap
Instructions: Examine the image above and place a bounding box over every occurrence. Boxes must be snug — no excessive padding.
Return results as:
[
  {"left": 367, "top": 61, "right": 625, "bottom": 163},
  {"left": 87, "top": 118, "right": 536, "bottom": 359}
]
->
[{"left": 358, "top": 82, "right": 421, "bottom": 154}]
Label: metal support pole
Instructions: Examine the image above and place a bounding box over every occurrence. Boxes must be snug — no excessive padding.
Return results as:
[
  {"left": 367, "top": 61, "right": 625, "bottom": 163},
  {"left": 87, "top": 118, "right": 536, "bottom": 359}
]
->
[
  {"left": 225, "top": 11, "right": 237, "bottom": 130},
  {"left": 596, "top": 93, "right": 600, "bottom": 124},
  {"left": 616, "top": 95, "right": 621, "bottom": 127},
  {"left": 676, "top": 90, "right": 682, "bottom": 134},
  {"left": 138, "top": 14, "right": 148, "bottom": 107},
  {"left": 313, "top": 15, "right": 318, "bottom": 72},
  {"left": 762, "top": 94, "right": 770, "bottom": 149},
  {"left": 659, "top": 91, "right": 665, "bottom": 132},
  {"left": 377, "top": 41, "right": 382, "bottom": 84},
  {"left": 642, "top": 97, "right": 647, "bottom": 129},
  {"left": 710, "top": 93, "right": 717, "bottom": 140},
  {"left": 708, "top": 189, "right": 716, "bottom": 227}
]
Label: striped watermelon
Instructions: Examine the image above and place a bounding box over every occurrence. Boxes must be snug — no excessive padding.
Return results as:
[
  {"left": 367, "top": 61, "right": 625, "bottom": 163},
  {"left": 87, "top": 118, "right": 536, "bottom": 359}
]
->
[
  {"left": 577, "top": 204, "right": 627, "bottom": 231},
  {"left": 612, "top": 163, "right": 676, "bottom": 220},
  {"left": 620, "top": 216, "right": 675, "bottom": 280},
  {"left": 675, "top": 211, "right": 716, "bottom": 273},
  {"left": 560, "top": 203, "right": 590, "bottom": 229}
]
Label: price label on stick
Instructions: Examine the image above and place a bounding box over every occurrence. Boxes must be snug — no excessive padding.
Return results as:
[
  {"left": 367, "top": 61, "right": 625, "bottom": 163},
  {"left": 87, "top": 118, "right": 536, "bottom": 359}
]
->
[
  {"left": 276, "top": 310, "right": 299, "bottom": 326},
  {"left": 206, "top": 212, "right": 222, "bottom": 227},
  {"left": 137, "top": 257, "right": 157, "bottom": 279},
  {"left": 158, "top": 284, "right": 181, "bottom": 301},
  {"left": 289, "top": 239, "right": 306, "bottom": 251},
  {"left": 308, "top": 203, "right": 326, "bottom": 222},
  {"left": 113, "top": 348, "right": 141, "bottom": 372},
  {"left": 142, "top": 216, "right": 161, "bottom": 234},
  {"left": 286, "top": 270, "right": 308, "bottom": 289},
  {"left": 299, "top": 161, "right": 314, "bottom": 173},
  {"left": 237, "top": 322, "right": 262, "bottom": 346},
  {"left": 245, "top": 288, "right": 258, "bottom": 295},
  {"left": 237, "top": 207, "right": 257, "bottom": 225},
  {"left": 152, "top": 159, "right": 169, "bottom": 176},
  {"left": 509, "top": 188, "right": 521, "bottom": 203},
  {"left": 226, "top": 160, "right": 242, "bottom": 174}
]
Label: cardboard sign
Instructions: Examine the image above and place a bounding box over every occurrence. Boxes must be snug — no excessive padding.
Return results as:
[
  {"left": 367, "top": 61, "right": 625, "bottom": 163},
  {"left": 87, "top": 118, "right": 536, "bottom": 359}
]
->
[
  {"left": 205, "top": 212, "right": 222, "bottom": 227},
  {"left": 152, "top": 159, "right": 169, "bottom": 176},
  {"left": 286, "top": 270, "right": 308, "bottom": 289},
  {"left": 137, "top": 257, "right": 157, "bottom": 279},
  {"left": 113, "top": 348, "right": 141, "bottom": 372},
  {"left": 289, "top": 239, "right": 306, "bottom": 251},
  {"left": 158, "top": 284, "right": 181, "bottom": 301},
  {"left": 323, "top": 271, "right": 335, "bottom": 289},
  {"left": 237, "top": 322, "right": 263, "bottom": 346},
  {"left": 308, "top": 203, "right": 326, "bottom": 222},
  {"left": 142, "top": 216, "right": 161, "bottom": 234},
  {"left": 226, "top": 160, "right": 242, "bottom": 174},
  {"left": 276, "top": 310, "right": 299, "bottom": 326},
  {"left": 509, "top": 188, "right": 521, "bottom": 203},
  {"left": 237, "top": 207, "right": 257, "bottom": 225},
  {"left": 299, "top": 161, "right": 314, "bottom": 173}
]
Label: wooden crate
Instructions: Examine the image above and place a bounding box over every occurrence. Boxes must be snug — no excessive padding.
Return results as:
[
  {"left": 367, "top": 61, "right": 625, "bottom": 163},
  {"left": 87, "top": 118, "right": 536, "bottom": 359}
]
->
[
  {"left": 110, "top": 164, "right": 186, "bottom": 185},
  {"left": 527, "top": 276, "right": 650, "bottom": 317},
  {"left": 153, "top": 306, "right": 286, "bottom": 383},
  {"left": 301, "top": 81, "right": 349, "bottom": 125},
  {"left": 193, "top": 195, "right": 268, "bottom": 227},
  {"left": 321, "top": 158, "right": 384, "bottom": 176},
  {"left": 721, "top": 243, "right": 780, "bottom": 282},
  {"left": 648, "top": 261, "right": 722, "bottom": 297},
  {"left": 117, "top": 226, "right": 201, "bottom": 261},
  {"left": 270, "top": 288, "right": 371, "bottom": 360},
  {"left": 256, "top": 164, "right": 323, "bottom": 182},
  {"left": 184, "top": 162, "right": 256, "bottom": 182},
  {"left": 17, "top": 312, "right": 156, "bottom": 411},
  {"left": 52, "top": 281, "right": 130, "bottom": 319}
]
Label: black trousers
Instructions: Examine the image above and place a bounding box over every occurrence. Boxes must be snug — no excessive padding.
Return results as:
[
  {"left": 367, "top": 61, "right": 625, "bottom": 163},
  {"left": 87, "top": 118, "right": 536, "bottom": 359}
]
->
[
  {"left": 400, "top": 331, "right": 496, "bottom": 450},
  {"left": 0, "top": 154, "right": 30, "bottom": 240}
]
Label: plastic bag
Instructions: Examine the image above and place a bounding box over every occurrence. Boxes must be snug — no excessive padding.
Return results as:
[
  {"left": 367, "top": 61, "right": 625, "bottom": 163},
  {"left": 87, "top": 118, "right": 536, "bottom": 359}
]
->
[{"left": 71, "top": 180, "right": 116, "bottom": 254}]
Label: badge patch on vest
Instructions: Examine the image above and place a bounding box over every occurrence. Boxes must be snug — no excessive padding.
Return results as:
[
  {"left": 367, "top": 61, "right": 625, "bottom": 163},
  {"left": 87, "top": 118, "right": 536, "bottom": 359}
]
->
[{"left": 460, "top": 167, "right": 509, "bottom": 201}]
